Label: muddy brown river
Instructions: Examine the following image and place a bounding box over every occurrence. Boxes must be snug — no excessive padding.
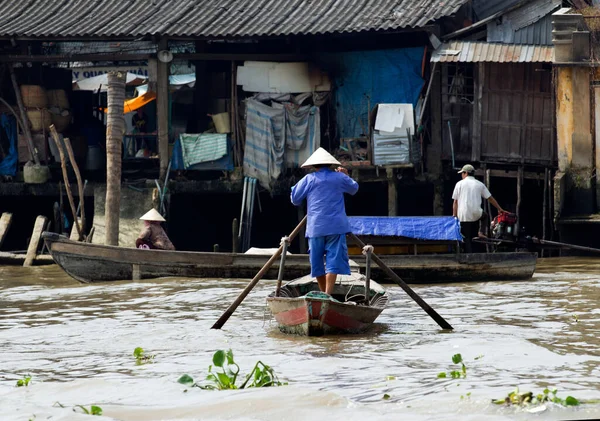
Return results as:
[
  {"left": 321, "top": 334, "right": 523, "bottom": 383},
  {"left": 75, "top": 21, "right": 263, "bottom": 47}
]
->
[{"left": 2, "top": 258, "right": 600, "bottom": 420}]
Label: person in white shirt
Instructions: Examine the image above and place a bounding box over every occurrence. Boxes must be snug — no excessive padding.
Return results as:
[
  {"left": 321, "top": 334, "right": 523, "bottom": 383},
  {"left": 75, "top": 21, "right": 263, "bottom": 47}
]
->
[{"left": 452, "top": 164, "right": 505, "bottom": 253}]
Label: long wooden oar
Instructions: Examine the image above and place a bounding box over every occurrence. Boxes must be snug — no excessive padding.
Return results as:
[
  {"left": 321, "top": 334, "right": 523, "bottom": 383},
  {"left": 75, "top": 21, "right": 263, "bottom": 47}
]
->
[
  {"left": 212, "top": 216, "right": 307, "bottom": 329},
  {"left": 532, "top": 238, "right": 600, "bottom": 254},
  {"left": 349, "top": 233, "right": 453, "bottom": 330}
]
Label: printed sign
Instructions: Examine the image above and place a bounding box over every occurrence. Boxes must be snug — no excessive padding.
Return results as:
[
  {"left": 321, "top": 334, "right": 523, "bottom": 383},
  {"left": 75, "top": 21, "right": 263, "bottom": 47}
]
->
[{"left": 72, "top": 66, "right": 149, "bottom": 81}]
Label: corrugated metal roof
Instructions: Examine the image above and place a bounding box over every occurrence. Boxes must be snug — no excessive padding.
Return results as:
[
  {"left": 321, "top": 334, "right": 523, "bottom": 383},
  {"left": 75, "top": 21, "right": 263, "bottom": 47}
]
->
[
  {"left": 431, "top": 41, "right": 554, "bottom": 63},
  {"left": 513, "top": 14, "right": 554, "bottom": 45},
  {"left": 473, "top": 0, "right": 521, "bottom": 20},
  {"left": 0, "top": 0, "right": 469, "bottom": 39}
]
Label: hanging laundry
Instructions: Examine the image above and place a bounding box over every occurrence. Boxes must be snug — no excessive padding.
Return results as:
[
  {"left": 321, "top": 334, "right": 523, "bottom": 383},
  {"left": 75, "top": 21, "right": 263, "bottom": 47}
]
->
[{"left": 243, "top": 99, "right": 320, "bottom": 191}]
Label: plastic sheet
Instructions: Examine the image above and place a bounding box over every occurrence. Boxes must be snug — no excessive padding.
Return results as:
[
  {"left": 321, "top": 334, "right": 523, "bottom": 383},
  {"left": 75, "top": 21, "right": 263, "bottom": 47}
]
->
[{"left": 348, "top": 216, "right": 461, "bottom": 241}]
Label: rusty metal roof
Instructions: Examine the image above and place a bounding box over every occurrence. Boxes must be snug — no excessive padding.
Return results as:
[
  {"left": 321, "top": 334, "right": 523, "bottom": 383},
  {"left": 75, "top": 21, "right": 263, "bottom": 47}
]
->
[
  {"left": 431, "top": 41, "right": 555, "bottom": 63},
  {"left": 0, "top": 0, "right": 469, "bottom": 39}
]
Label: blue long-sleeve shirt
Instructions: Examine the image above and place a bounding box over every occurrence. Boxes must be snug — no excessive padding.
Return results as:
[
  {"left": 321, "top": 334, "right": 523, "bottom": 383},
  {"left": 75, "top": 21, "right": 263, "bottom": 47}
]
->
[{"left": 291, "top": 168, "right": 359, "bottom": 238}]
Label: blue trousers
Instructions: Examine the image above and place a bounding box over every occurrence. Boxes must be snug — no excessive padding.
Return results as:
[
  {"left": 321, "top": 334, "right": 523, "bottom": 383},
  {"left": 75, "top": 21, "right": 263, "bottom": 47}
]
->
[{"left": 308, "top": 234, "right": 351, "bottom": 278}]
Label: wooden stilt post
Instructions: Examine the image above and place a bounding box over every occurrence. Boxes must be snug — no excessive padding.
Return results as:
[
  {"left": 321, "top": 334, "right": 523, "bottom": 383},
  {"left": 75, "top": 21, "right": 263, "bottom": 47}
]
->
[
  {"left": 157, "top": 38, "right": 170, "bottom": 181},
  {"left": 483, "top": 164, "right": 491, "bottom": 253},
  {"left": 232, "top": 218, "right": 239, "bottom": 253},
  {"left": 542, "top": 167, "right": 549, "bottom": 257},
  {"left": 0, "top": 212, "right": 12, "bottom": 249},
  {"left": 516, "top": 166, "right": 523, "bottom": 237},
  {"left": 24, "top": 215, "right": 47, "bottom": 267},
  {"left": 387, "top": 168, "right": 397, "bottom": 216}
]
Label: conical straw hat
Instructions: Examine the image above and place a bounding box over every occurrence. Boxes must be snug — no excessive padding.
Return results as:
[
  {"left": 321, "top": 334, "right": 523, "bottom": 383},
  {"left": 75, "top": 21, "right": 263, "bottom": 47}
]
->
[
  {"left": 301, "top": 147, "right": 341, "bottom": 168},
  {"left": 140, "top": 208, "right": 166, "bottom": 222}
]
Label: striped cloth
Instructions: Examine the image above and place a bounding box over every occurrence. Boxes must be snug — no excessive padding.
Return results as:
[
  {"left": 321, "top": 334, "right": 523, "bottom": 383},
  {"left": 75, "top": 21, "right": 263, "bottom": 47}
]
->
[
  {"left": 180, "top": 133, "right": 228, "bottom": 168},
  {"left": 243, "top": 99, "right": 320, "bottom": 191}
]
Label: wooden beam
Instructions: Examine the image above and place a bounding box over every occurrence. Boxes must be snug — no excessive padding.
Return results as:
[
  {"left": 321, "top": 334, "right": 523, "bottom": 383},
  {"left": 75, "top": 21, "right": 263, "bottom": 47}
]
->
[
  {"left": 474, "top": 168, "right": 545, "bottom": 180},
  {"left": 0, "top": 53, "right": 151, "bottom": 63},
  {"left": 156, "top": 38, "right": 170, "bottom": 180},
  {"left": 24, "top": 215, "right": 47, "bottom": 267},
  {"left": 0, "top": 212, "right": 12, "bottom": 249}
]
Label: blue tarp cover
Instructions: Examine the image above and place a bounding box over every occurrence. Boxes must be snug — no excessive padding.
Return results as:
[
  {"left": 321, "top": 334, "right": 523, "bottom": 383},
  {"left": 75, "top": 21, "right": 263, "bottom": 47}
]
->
[
  {"left": 317, "top": 47, "right": 426, "bottom": 139},
  {"left": 0, "top": 114, "right": 17, "bottom": 176},
  {"left": 348, "top": 216, "right": 462, "bottom": 241}
]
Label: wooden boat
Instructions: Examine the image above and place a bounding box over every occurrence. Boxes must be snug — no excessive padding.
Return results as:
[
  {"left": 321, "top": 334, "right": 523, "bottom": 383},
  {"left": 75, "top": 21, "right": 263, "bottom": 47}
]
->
[
  {"left": 41, "top": 232, "right": 536, "bottom": 284},
  {"left": 266, "top": 273, "right": 389, "bottom": 336}
]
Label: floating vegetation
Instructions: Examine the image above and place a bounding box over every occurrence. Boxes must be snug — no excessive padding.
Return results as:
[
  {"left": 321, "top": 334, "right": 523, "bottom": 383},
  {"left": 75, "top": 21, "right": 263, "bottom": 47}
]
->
[
  {"left": 16, "top": 375, "right": 31, "bottom": 387},
  {"left": 382, "top": 394, "right": 391, "bottom": 400},
  {"left": 54, "top": 402, "right": 103, "bottom": 416},
  {"left": 493, "top": 387, "right": 579, "bottom": 408},
  {"left": 437, "top": 353, "right": 467, "bottom": 379},
  {"left": 178, "top": 349, "right": 287, "bottom": 390},
  {"left": 74, "top": 405, "right": 104, "bottom": 416},
  {"left": 133, "top": 347, "right": 155, "bottom": 365}
]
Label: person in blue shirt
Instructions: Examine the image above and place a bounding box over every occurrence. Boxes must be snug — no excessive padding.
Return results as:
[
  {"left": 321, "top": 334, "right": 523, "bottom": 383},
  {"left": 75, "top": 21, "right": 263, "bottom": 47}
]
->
[{"left": 291, "top": 148, "right": 359, "bottom": 295}]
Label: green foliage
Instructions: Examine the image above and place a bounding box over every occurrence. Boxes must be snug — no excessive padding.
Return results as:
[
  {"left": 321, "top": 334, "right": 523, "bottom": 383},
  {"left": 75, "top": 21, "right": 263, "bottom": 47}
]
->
[
  {"left": 178, "top": 349, "right": 287, "bottom": 391},
  {"left": 493, "top": 387, "right": 580, "bottom": 408},
  {"left": 437, "top": 353, "right": 467, "bottom": 379},
  {"left": 16, "top": 375, "right": 31, "bottom": 387},
  {"left": 382, "top": 394, "right": 391, "bottom": 400},
  {"left": 133, "top": 347, "right": 155, "bottom": 365},
  {"left": 54, "top": 402, "right": 103, "bottom": 416},
  {"left": 74, "top": 405, "right": 103, "bottom": 416}
]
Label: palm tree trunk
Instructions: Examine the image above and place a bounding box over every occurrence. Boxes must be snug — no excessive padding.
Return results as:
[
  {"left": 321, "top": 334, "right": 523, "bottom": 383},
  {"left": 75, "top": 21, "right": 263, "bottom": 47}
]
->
[{"left": 105, "top": 71, "right": 126, "bottom": 246}]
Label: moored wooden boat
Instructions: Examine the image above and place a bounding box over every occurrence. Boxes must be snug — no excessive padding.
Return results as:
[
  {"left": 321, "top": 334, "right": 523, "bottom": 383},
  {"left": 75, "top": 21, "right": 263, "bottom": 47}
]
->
[
  {"left": 266, "top": 273, "right": 389, "bottom": 336},
  {"left": 41, "top": 232, "right": 536, "bottom": 283}
]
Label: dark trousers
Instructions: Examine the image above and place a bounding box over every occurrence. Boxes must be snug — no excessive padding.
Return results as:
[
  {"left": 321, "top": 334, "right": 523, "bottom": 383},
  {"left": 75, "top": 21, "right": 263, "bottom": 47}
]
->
[{"left": 460, "top": 212, "right": 489, "bottom": 254}]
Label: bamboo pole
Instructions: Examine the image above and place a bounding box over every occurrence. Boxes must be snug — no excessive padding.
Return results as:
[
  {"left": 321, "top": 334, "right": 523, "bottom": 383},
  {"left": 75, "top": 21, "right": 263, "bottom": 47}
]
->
[
  {"left": 212, "top": 216, "right": 307, "bottom": 329},
  {"left": 8, "top": 66, "right": 39, "bottom": 165},
  {"left": 49, "top": 126, "right": 82, "bottom": 240},
  {"left": 274, "top": 238, "right": 289, "bottom": 297},
  {"left": 63, "top": 137, "right": 86, "bottom": 237}
]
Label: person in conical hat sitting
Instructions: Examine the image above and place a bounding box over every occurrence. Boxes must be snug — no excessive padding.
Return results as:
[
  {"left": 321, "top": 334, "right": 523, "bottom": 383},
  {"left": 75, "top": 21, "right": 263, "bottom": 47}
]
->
[
  {"left": 136, "top": 208, "right": 175, "bottom": 251},
  {"left": 290, "top": 147, "right": 359, "bottom": 295}
]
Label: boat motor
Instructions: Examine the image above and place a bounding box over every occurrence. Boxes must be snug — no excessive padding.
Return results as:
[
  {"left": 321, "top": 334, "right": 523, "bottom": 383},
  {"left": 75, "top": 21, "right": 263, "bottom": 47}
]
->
[{"left": 491, "top": 212, "right": 518, "bottom": 241}]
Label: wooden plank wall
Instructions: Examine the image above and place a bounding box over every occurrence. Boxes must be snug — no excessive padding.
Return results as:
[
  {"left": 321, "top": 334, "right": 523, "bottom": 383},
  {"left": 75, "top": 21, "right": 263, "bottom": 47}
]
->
[{"left": 480, "top": 63, "right": 554, "bottom": 164}]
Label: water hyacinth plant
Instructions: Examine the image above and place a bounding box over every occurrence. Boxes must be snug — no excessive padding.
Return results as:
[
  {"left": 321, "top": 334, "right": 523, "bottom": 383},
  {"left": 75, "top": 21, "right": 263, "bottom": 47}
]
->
[
  {"left": 178, "top": 349, "right": 287, "bottom": 390},
  {"left": 133, "top": 347, "right": 155, "bottom": 365},
  {"left": 493, "top": 387, "right": 579, "bottom": 408},
  {"left": 16, "top": 375, "right": 31, "bottom": 387},
  {"left": 437, "top": 354, "right": 467, "bottom": 379}
]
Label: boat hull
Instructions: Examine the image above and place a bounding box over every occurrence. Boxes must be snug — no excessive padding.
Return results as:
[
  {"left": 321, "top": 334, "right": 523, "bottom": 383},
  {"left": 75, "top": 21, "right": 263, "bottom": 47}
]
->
[
  {"left": 266, "top": 275, "right": 389, "bottom": 336},
  {"left": 42, "top": 233, "right": 537, "bottom": 284},
  {"left": 267, "top": 296, "right": 384, "bottom": 335}
]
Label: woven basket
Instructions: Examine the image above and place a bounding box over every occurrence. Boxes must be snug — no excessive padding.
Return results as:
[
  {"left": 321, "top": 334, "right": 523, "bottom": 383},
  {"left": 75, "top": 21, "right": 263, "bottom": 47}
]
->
[
  {"left": 21, "top": 85, "right": 48, "bottom": 109},
  {"left": 26, "top": 109, "right": 52, "bottom": 133}
]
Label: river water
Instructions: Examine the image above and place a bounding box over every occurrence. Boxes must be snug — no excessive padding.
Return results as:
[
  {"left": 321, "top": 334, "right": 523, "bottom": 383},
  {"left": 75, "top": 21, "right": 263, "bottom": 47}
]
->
[{"left": 1, "top": 258, "right": 600, "bottom": 421}]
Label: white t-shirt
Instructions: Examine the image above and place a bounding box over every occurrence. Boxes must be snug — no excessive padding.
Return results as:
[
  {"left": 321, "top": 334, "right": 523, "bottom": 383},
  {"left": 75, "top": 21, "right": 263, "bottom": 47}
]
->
[{"left": 452, "top": 176, "right": 491, "bottom": 222}]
